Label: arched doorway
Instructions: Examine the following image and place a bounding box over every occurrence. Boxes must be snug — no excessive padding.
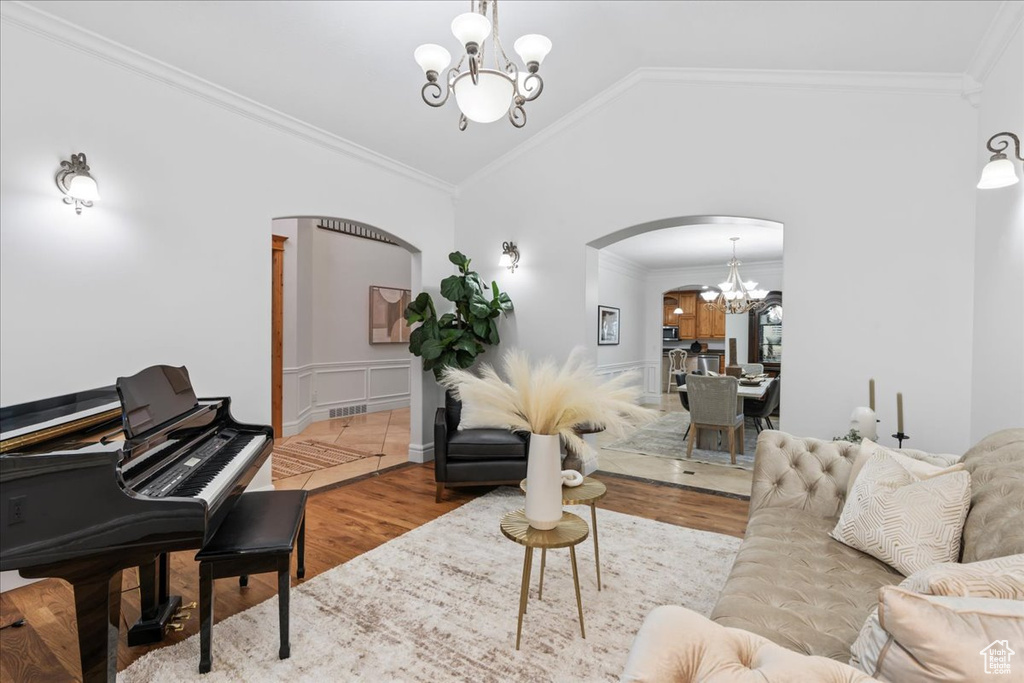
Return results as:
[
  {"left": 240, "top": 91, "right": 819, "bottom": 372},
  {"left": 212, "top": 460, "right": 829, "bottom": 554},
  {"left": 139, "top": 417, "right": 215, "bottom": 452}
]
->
[{"left": 270, "top": 215, "right": 422, "bottom": 489}]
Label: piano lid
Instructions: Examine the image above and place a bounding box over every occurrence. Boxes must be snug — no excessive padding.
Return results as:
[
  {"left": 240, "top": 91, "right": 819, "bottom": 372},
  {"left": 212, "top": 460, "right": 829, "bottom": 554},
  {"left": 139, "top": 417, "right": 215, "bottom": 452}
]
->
[{"left": 0, "top": 387, "right": 122, "bottom": 454}]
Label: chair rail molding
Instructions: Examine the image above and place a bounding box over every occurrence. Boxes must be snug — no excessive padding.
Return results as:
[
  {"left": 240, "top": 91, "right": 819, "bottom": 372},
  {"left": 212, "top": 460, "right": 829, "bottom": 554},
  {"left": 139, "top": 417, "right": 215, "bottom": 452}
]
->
[
  {"left": 281, "top": 359, "right": 412, "bottom": 436},
  {"left": 0, "top": 1, "right": 455, "bottom": 194}
]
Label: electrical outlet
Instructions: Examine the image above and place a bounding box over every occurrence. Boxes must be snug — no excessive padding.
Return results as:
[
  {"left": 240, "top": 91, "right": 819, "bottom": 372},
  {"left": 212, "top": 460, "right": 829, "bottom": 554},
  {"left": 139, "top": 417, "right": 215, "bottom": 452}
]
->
[{"left": 8, "top": 496, "right": 26, "bottom": 525}]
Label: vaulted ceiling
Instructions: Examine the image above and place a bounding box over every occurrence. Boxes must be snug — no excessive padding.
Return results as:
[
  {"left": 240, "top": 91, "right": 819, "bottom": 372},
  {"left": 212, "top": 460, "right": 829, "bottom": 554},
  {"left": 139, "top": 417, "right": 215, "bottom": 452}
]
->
[{"left": 26, "top": 0, "right": 1002, "bottom": 184}]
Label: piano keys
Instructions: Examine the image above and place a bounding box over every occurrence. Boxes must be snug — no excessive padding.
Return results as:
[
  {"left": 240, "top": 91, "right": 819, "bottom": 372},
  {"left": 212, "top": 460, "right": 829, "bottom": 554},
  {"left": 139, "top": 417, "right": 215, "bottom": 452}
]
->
[{"left": 0, "top": 365, "right": 273, "bottom": 683}]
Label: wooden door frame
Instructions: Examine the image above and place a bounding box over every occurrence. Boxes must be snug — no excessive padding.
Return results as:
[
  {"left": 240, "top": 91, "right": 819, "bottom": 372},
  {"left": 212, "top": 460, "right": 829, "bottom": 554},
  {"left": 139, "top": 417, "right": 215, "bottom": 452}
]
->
[{"left": 272, "top": 235, "right": 288, "bottom": 438}]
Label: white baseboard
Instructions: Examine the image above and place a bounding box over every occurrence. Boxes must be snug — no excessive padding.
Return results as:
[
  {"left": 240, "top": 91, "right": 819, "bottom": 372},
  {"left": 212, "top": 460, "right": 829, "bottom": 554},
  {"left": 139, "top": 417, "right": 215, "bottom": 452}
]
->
[
  {"left": 0, "top": 570, "right": 39, "bottom": 593},
  {"left": 409, "top": 442, "right": 434, "bottom": 463},
  {"left": 282, "top": 410, "right": 314, "bottom": 438}
]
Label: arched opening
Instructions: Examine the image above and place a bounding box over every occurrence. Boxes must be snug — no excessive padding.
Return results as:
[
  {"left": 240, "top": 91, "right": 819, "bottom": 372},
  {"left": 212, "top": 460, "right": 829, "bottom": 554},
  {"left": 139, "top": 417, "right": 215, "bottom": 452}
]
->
[
  {"left": 584, "top": 215, "right": 783, "bottom": 496},
  {"left": 270, "top": 215, "right": 422, "bottom": 489}
]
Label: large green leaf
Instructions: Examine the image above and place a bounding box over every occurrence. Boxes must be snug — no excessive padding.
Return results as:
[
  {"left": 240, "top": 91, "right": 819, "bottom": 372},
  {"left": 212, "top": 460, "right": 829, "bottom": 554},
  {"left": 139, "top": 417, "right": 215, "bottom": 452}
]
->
[
  {"left": 472, "top": 318, "right": 490, "bottom": 339},
  {"left": 488, "top": 318, "right": 500, "bottom": 345},
  {"left": 404, "top": 291, "right": 434, "bottom": 324},
  {"left": 408, "top": 325, "right": 426, "bottom": 356},
  {"left": 468, "top": 295, "right": 491, "bottom": 319},
  {"left": 440, "top": 275, "right": 465, "bottom": 302},
  {"left": 420, "top": 338, "right": 445, "bottom": 361}
]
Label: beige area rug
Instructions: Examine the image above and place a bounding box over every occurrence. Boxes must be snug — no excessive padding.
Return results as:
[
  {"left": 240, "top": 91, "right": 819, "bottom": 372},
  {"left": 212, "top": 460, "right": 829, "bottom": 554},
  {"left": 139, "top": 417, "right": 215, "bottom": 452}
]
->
[
  {"left": 272, "top": 440, "right": 381, "bottom": 480},
  {"left": 605, "top": 411, "right": 778, "bottom": 471},
  {"left": 119, "top": 488, "right": 742, "bottom": 682}
]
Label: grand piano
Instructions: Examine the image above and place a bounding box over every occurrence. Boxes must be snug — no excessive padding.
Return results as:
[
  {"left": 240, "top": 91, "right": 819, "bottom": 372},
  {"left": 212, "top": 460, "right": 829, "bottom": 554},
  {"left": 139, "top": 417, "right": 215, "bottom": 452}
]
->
[{"left": 0, "top": 365, "right": 272, "bottom": 683}]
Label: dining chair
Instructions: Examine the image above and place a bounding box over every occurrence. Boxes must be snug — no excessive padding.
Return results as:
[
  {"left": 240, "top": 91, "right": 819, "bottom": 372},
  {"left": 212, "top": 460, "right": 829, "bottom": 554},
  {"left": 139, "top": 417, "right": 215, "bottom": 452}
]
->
[
  {"left": 744, "top": 376, "right": 781, "bottom": 434},
  {"left": 741, "top": 363, "right": 764, "bottom": 375},
  {"left": 665, "top": 349, "right": 687, "bottom": 393},
  {"left": 674, "top": 372, "right": 693, "bottom": 440},
  {"left": 686, "top": 374, "right": 744, "bottom": 464}
]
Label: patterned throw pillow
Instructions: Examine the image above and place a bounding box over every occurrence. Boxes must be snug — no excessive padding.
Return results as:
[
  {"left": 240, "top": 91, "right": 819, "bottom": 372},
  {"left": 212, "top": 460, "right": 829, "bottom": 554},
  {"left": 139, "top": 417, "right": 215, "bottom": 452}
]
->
[
  {"left": 830, "top": 451, "right": 971, "bottom": 576},
  {"left": 850, "top": 554, "right": 1024, "bottom": 674},
  {"left": 846, "top": 439, "right": 963, "bottom": 496}
]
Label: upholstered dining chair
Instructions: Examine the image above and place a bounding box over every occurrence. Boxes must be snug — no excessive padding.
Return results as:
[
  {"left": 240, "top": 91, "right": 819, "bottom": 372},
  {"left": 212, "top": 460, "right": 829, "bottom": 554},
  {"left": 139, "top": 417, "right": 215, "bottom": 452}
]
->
[
  {"left": 744, "top": 376, "right": 781, "bottom": 434},
  {"left": 686, "top": 374, "right": 744, "bottom": 464},
  {"left": 741, "top": 363, "right": 764, "bottom": 375},
  {"left": 665, "top": 349, "right": 687, "bottom": 393},
  {"left": 674, "top": 371, "right": 701, "bottom": 440}
]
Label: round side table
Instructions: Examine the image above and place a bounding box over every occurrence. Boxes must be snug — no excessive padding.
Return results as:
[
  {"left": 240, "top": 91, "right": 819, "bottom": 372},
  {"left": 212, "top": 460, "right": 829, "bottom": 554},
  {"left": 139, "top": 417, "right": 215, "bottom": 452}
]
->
[
  {"left": 520, "top": 476, "right": 607, "bottom": 591},
  {"left": 499, "top": 509, "right": 589, "bottom": 650}
]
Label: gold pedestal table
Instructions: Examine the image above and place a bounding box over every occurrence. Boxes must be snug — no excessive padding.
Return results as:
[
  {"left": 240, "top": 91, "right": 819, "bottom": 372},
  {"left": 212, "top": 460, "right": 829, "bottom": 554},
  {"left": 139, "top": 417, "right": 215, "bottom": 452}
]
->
[
  {"left": 520, "top": 477, "right": 608, "bottom": 591},
  {"left": 499, "top": 509, "right": 589, "bottom": 650}
]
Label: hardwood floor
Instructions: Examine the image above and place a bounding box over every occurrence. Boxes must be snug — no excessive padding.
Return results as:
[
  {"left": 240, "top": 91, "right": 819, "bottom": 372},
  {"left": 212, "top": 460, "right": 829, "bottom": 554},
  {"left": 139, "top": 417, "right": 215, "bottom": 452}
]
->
[{"left": 0, "top": 463, "right": 748, "bottom": 682}]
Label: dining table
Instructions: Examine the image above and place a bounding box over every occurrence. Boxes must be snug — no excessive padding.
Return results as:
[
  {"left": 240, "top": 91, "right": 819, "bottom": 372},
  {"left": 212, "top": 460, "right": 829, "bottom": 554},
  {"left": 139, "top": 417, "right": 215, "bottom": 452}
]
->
[
  {"left": 677, "top": 376, "right": 774, "bottom": 450},
  {"left": 676, "top": 376, "right": 774, "bottom": 400}
]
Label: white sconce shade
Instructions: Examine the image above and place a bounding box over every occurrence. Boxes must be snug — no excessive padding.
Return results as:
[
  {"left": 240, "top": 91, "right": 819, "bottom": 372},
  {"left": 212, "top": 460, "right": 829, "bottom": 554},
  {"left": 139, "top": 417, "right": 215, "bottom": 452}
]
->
[
  {"left": 749, "top": 289, "right": 769, "bottom": 300},
  {"left": 453, "top": 71, "right": 514, "bottom": 123},
  {"left": 743, "top": 281, "right": 758, "bottom": 291},
  {"left": 514, "top": 34, "right": 552, "bottom": 66},
  {"left": 977, "top": 157, "right": 1020, "bottom": 189},
  {"left": 499, "top": 252, "right": 512, "bottom": 267},
  {"left": 701, "top": 290, "right": 718, "bottom": 302},
  {"left": 500, "top": 241, "right": 520, "bottom": 272},
  {"left": 451, "top": 12, "right": 491, "bottom": 47},
  {"left": 718, "top": 281, "right": 733, "bottom": 291},
  {"left": 67, "top": 173, "right": 100, "bottom": 202},
  {"left": 414, "top": 44, "right": 451, "bottom": 75},
  {"left": 673, "top": 307, "right": 683, "bottom": 315}
]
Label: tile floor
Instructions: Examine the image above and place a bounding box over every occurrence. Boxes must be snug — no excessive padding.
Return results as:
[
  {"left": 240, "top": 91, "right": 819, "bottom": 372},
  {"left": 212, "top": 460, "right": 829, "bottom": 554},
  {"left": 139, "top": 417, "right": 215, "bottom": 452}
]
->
[
  {"left": 272, "top": 397, "right": 756, "bottom": 498},
  {"left": 273, "top": 408, "right": 411, "bottom": 492},
  {"left": 595, "top": 393, "right": 755, "bottom": 497}
]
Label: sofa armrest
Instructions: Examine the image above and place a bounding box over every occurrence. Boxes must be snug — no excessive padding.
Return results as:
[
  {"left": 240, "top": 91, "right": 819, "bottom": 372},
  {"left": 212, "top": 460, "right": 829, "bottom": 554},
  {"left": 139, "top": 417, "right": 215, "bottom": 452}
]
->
[
  {"left": 621, "top": 605, "right": 876, "bottom": 683},
  {"left": 434, "top": 407, "right": 448, "bottom": 482},
  {"left": 749, "top": 430, "right": 860, "bottom": 520}
]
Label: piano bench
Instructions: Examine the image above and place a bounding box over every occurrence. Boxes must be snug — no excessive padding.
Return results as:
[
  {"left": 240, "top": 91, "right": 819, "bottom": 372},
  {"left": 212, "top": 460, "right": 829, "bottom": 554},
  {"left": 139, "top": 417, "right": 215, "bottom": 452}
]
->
[{"left": 194, "top": 490, "right": 307, "bottom": 674}]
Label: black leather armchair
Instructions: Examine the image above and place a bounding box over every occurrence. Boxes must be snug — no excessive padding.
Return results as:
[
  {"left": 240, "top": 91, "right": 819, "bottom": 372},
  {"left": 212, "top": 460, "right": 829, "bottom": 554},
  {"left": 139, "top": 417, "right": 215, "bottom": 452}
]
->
[{"left": 434, "top": 392, "right": 530, "bottom": 502}]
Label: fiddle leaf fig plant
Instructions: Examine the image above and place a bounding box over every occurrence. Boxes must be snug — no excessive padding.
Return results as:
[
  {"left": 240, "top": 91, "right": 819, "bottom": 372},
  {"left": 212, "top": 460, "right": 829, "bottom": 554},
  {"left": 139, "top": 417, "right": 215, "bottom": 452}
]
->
[{"left": 405, "top": 251, "right": 514, "bottom": 379}]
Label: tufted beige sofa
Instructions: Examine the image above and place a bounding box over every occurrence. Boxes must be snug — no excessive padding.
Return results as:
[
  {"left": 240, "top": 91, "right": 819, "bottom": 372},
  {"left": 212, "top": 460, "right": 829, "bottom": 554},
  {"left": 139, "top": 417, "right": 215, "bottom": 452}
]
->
[{"left": 622, "top": 428, "right": 1024, "bottom": 682}]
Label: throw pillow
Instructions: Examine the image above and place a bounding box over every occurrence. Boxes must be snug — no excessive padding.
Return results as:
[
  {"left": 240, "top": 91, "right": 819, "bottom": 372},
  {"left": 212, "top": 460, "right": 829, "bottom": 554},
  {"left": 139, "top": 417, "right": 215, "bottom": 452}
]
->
[
  {"left": 830, "top": 451, "right": 971, "bottom": 575},
  {"left": 846, "top": 439, "right": 963, "bottom": 496},
  {"left": 850, "top": 554, "right": 1024, "bottom": 674},
  {"left": 865, "top": 587, "right": 1024, "bottom": 682}
]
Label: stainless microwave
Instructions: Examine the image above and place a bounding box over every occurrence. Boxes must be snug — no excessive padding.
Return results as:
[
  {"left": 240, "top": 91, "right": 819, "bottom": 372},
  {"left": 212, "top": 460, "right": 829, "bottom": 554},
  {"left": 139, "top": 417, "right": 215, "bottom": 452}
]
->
[{"left": 662, "top": 326, "right": 678, "bottom": 341}]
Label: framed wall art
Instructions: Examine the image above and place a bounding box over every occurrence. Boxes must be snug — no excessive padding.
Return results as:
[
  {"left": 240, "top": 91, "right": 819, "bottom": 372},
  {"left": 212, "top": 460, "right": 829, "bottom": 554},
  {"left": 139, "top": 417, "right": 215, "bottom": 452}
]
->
[
  {"left": 598, "top": 305, "right": 620, "bottom": 345},
  {"left": 369, "top": 286, "right": 412, "bottom": 344}
]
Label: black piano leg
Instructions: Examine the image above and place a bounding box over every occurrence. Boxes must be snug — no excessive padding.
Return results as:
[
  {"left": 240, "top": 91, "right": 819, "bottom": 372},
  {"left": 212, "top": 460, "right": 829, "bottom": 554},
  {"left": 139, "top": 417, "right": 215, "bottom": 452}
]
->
[
  {"left": 200, "top": 562, "right": 214, "bottom": 674},
  {"left": 128, "top": 554, "right": 181, "bottom": 646},
  {"left": 72, "top": 570, "right": 123, "bottom": 683},
  {"left": 278, "top": 558, "right": 290, "bottom": 660}
]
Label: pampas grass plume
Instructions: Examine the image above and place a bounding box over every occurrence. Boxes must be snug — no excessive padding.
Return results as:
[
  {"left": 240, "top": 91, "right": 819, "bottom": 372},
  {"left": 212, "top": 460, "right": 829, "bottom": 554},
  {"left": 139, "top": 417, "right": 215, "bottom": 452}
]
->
[{"left": 440, "top": 348, "right": 657, "bottom": 455}]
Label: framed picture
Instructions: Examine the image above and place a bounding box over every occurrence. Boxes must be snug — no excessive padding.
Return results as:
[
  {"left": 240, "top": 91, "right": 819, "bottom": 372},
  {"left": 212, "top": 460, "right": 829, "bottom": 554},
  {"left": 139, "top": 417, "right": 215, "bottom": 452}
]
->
[
  {"left": 598, "top": 305, "right": 620, "bottom": 345},
  {"left": 369, "top": 286, "right": 412, "bottom": 344}
]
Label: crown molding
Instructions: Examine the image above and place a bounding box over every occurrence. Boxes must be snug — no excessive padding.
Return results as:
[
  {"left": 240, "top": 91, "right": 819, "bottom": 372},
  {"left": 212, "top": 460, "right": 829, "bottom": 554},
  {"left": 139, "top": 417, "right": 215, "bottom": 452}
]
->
[
  {"left": 598, "top": 250, "right": 646, "bottom": 280},
  {"left": 648, "top": 259, "right": 784, "bottom": 279},
  {"left": 0, "top": 1, "right": 456, "bottom": 195},
  {"left": 966, "top": 1, "right": 1024, "bottom": 86},
  {"left": 459, "top": 67, "right": 967, "bottom": 192}
]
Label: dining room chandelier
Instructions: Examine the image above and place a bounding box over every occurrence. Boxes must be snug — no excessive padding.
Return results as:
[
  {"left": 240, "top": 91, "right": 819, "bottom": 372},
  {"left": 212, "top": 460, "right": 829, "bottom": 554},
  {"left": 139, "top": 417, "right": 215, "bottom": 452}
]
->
[
  {"left": 414, "top": 0, "right": 551, "bottom": 130},
  {"left": 701, "top": 238, "right": 770, "bottom": 314}
]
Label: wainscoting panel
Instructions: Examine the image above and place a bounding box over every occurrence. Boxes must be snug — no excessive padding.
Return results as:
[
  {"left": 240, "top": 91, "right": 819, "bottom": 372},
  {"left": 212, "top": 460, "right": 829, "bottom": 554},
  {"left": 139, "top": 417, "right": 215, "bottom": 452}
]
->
[
  {"left": 316, "top": 367, "right": 367, "bottom": 405},
  {"left": 282, "top": 360, "right": 412, "bottom": 436},
  {"left": 595, "top": 361, "right": 661, "bottom": 405}
]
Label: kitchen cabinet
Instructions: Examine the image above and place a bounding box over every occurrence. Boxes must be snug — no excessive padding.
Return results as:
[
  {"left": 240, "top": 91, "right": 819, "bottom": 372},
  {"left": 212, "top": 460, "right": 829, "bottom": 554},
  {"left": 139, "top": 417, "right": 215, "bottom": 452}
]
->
[
  {"left": 677, "top": 291, "right": 697, "bottom": 316},
  {"left": 663, "top": 295, "right": 679, "bottom": 325},
  {"left": 677, "top": 316, "right": 696, "bottom": 338},
  {"left": 712, "top": 307, "right": 726, "bottom": 337}
]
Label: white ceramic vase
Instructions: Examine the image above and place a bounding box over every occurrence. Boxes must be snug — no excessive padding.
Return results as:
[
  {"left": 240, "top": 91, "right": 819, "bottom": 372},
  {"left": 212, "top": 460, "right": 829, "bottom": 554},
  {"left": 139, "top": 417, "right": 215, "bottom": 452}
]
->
[{"left": 525, "top": 433, "right": 563, "bottom": 530}]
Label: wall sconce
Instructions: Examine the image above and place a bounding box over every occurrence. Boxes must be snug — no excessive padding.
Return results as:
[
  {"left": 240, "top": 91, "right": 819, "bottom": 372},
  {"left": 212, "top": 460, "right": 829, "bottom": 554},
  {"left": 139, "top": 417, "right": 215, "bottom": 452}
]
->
[
  {"left": 499, "top": 241, "right": 520, "bottom": 273},
  {"left": 56, "top": 152, "right": 100, "bottom": 214},
  {"left": 978, "top": 132, "right": 1022, "bottom": 189}
]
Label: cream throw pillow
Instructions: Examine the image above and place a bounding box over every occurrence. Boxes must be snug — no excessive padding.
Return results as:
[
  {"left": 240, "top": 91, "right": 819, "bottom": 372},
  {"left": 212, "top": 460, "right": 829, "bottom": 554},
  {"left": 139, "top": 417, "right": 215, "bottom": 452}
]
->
[
  {"left": 851, "top": 554, "right": 1024, "bottom": 675},
  {"left": 863, "top": 587, "right": 1024, "bottom": 682},
  {"left": 846, "top": 439, "right": 963, "bottom": 496},
  {"left": 831, "top": 451, "right": 971, "bottom": 576}
]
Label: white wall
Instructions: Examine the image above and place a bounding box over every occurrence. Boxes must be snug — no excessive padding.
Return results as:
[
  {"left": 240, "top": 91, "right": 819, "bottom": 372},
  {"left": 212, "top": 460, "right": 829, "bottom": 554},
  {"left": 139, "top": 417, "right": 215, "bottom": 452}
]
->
[
  {"left": 970, "top": 24, "right": 1024, "bottom": 441},
  {"left": 456, "top": 78, "right": 977, "bottom": 452},
  {"left": 278, "top": 218, "right": 413, "bottom": 434}
]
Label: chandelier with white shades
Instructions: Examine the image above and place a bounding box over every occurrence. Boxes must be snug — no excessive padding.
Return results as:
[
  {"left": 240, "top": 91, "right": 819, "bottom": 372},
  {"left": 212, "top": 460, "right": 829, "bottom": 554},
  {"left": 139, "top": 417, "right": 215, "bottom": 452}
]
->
[
  {"left": 414, "top": 1, "right": 551, "bottom": 130},
  {"left": 701, "top": 238, "right": 770, "bottom": 314}
]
